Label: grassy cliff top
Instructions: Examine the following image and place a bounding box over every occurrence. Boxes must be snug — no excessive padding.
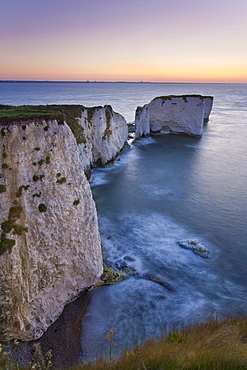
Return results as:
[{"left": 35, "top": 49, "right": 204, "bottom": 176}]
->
[
  {"left": 0, "top": 104, "right": 103, "bottom": 125},
  {"left": 0, "top": 104, "right": 104, "bottom": 144}
]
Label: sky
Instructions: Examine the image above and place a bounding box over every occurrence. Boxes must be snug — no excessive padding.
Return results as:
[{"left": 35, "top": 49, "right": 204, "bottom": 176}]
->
[{"left": 0, "top": 0, "right": 247, "bottom": 83}]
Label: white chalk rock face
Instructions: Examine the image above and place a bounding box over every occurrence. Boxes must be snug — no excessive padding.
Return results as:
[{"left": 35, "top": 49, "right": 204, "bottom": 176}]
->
[
  {"left": 75, "top": 105, "right": 128, "bottom": 170},
  {"left": 0, "top": 120, "right": 103, "bottom": 341},
  {"left": 135, "top": 95, "right": 213, "bottom": 138},
  {"left": 203, "top": 97, "right": 214, "bottom": 122}
]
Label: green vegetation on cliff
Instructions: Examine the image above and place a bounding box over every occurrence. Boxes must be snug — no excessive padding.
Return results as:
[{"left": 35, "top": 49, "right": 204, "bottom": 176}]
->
[
  {"left": 153, "top": 94, "right": 213, "bottom": 101},
  {"left": 0, "top": 184, "right": 6, "bottom": 193},
  {"left": 0, "top": 202, "right": 27, "bottom": 255},
  {"left": 0, "top": 104, "right": 105, "bottom": 144},
  {"left": 0, "top": 104, "right": 64, "bottom": 124}
]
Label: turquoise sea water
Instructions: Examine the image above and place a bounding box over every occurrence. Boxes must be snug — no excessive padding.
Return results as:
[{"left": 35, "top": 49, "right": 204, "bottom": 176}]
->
[{"left": 1, "top": 82, "right": 247, "bottom": 363}]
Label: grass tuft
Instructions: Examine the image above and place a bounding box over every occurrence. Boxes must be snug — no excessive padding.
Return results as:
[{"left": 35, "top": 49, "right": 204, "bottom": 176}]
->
[
  {"left": 0, "top": 184, "right": 6, "bottom": 193},
  {"left": 56, "top": 176, "right": 66, "bottom": 184},
  {"left": 38, "top": 203, "right": 47, "bottom": 212},
  {"left": 74, "top": 317, "right": 247, "bottom": 370}
]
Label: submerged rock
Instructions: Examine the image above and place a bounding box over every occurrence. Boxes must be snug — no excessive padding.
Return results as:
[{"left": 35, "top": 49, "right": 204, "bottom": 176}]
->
[
  {"left": 115, "top": 262, "right": 139, "bottom": 277},
  {"left": 178, "top": 240, "right": 209, "bottom": 258},
  {"left": 140, "top": 273, "right": 176, "bottom": 292},
  {"left": 135, "top": 95, "right": 213, "bottom": 138}
]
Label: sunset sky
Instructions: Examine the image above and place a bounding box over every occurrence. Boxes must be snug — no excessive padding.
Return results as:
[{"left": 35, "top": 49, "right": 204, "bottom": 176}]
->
[{"left": 0, "top": 0, "right": 247, "bottom": 82}]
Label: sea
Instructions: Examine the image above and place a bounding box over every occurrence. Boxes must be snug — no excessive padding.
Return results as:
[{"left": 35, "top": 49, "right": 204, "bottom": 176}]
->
[{"left": 1, "top": 81, "right": 247, "bottom": 363}]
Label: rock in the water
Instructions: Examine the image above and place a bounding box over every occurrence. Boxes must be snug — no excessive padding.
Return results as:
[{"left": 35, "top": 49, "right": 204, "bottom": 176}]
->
[
  {"left": 100, "top": 264, "right": 125, "bottom": 284},
  {"left": 140, "top": 273, "right": 176, "bottom": 292},
  {"left": 135, "top": 95, "right": 213, "bottom": 138},
  {"left": 178, "top": 240, "right": 209, "bottom": 258}
]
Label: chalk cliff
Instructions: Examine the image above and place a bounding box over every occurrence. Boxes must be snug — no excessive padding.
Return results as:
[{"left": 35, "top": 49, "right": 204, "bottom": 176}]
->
[
  {"left": 76, "top": 105, "right": 128, "bottom": 171},
  {"left": 135, "top": 95, "right": 213, "bottom": 137},
  {"left": 0, "top": 104, "right": 128, "bottom": 341},
  {"left": 0, "top": 119, "right": 103, "bottom": 341}
]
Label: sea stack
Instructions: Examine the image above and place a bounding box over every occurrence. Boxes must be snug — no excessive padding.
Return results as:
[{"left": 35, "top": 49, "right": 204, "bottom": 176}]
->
[{"left": 135, "top": 95, "right": 213, "bottom": 137}]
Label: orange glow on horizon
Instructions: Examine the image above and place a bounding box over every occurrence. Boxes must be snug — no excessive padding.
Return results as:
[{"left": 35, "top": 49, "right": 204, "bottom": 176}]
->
[
  {"left": 1, "top": 64, "right": 246, "bottom": 84},
  {"left": 1, "top": 0, "right": 246, "bottom": 84}
]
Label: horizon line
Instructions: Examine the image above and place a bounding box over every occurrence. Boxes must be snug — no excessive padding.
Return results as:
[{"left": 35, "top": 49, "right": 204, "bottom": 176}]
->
[{"left": 0, "top": 80, "right": 246, "bottom": 84}]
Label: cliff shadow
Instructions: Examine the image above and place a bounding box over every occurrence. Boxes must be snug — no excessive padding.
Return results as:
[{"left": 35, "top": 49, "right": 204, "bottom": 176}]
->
[{"left": 8, "top": 291, "right": 91, "bottom": 369}]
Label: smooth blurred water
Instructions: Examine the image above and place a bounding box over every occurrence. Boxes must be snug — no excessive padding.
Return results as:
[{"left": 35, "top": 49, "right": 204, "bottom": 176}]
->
[{"left": 1, "top": 82, "right": 247, "bottom": 363}]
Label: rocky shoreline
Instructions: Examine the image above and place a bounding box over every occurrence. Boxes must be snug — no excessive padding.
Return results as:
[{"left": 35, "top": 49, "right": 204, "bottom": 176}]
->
[{"left": 7, "top": 290, "right": 90, "bottom": 369}]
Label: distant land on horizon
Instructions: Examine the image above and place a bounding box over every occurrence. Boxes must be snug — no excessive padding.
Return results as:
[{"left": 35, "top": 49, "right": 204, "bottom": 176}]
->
[{"left": 0, "top": 80, "right": 246, "bottom": 84}]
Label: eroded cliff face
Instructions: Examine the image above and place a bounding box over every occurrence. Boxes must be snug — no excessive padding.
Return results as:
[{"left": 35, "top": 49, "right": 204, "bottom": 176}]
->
[
  {"left": 70, "top": 105, "right": 128, "bottom": 171},
  {"left": 0, "top": 119, "right": 103, "bottom": 341},
  {"left": 135, "top": 95, "right": 213, "bottom": 138}
]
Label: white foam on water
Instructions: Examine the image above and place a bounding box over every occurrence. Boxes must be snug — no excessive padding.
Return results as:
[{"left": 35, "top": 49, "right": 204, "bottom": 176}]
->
[
  {"left": 99, "top": 212, "right": 245, "bottom": 310},
  {"left": 100, "top": 212, "right": 216, "bottom": 271},
  {"left": 132, "top": 136, "right": 157, "bottom": 146},
  {"left": 185, "top": 144, "right": 214, "bottom": 150},
  {"left": 141, "top": 184, "right": 185, "bottom": 200},
  {"left": 80, "top": 254, "right": 246, "bottom": 364},
  {"left": 90, "top": 170, "right": 109, "bottom": 186},
  {"left": 91, "top": 146, "right": 143, "bottom": 187}
]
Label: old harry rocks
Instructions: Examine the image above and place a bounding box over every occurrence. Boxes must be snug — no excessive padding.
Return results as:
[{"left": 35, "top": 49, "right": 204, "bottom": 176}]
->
[{"left": 135, "top": 95, "right": 213, "bottom": 137}]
